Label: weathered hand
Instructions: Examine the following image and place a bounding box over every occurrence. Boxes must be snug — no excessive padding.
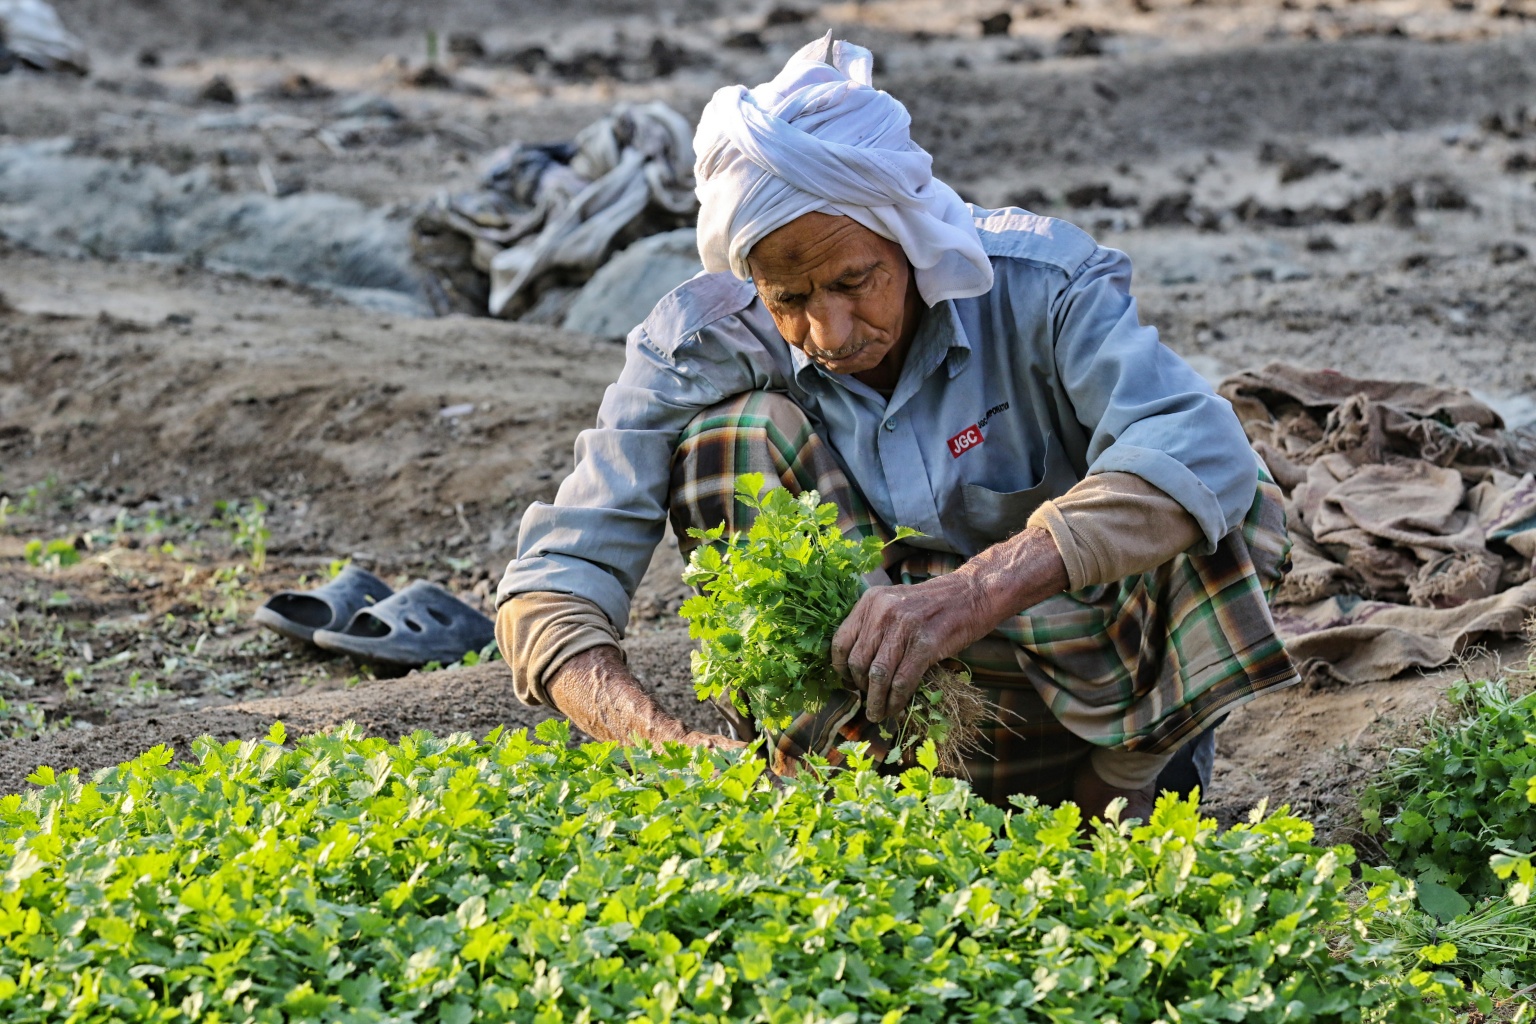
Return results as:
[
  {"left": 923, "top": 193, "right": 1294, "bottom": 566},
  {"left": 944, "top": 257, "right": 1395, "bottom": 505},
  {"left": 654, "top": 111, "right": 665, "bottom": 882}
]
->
[
  {"left": 830, "top": 573, "right": 997, "bottom": 721},
  {"left": 547, "top": 647, "right": 745, "bottom": 750},
  {"left": 829, "top": 526, "right": 1070, "bottom": 722},
  {"left": 651, "top": 717, "right": 748, "bottom": 752}
]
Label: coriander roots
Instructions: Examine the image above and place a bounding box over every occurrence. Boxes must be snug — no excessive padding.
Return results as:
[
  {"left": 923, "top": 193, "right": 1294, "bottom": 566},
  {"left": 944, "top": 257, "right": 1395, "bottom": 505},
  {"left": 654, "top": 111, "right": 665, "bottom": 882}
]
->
[{"left": 885, "top": 663, "right": 993, "bottom": 778}]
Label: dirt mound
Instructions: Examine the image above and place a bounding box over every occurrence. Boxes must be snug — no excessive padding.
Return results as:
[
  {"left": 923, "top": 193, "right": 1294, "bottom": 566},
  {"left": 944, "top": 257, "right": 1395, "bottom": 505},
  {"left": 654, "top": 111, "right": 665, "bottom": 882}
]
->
[
  {"left": 0, "top": 141, "right": 429, "bottom": 313},
  {"left": 898, "top": 35, "right": 1536, "bottom": 182},
  {"left": 0, "top": 250, "right": 623, "bottom": 561}
]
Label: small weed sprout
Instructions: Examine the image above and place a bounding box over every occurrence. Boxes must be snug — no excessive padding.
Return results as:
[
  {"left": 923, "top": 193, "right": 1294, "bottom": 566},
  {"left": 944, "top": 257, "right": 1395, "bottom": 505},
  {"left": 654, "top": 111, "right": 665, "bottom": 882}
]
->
[
  {"left": 419, "top": 642, "right": 500, "bottom": 674},
  {"left": 23, "top": 538, "right": 81, "bottom": 571},
  {"left": 213, "top": 498, "right": 270, "bottom": 571},
  {"left": 15, "top": 475, "right": 57, "bottom": 515},
  {"left": 0, "top": 695, "right": 51, "bottom": 740},
  {"left": 208, "top": 564, "right": 251, "bottom": 622},
  {"left": 126, "top": 671, "right": 162, "bottom": 703}
]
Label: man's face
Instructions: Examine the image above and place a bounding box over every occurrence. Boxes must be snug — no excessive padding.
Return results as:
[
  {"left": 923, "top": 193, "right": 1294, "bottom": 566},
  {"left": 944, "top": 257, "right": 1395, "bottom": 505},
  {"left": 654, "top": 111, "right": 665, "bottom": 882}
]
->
[{"left": 746, "top": 213, "right": 922, "bottom": 380}]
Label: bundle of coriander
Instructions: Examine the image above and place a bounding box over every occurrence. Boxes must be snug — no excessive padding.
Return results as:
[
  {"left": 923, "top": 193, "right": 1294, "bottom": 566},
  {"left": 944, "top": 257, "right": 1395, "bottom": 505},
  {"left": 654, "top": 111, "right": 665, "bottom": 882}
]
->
[{"left": 679, "top": 472, "right": 987, "bottom": 773}]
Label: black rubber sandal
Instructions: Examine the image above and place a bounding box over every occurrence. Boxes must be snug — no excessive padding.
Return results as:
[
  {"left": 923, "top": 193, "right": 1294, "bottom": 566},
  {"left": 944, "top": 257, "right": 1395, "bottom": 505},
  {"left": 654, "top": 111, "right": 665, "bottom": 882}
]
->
[
  {"left": 253, "top": 565, "right": 395, "bottom": 645},
  {"left": 311, "top": 581, "right": 495, "bottom": 669}
]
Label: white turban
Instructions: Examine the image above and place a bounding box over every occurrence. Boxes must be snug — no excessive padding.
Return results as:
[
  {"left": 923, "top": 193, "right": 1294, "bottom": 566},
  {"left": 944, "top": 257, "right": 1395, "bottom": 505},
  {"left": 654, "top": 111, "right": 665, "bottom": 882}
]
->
[{"left": 693, "top": 34, "right": 994, "bottom": 306}]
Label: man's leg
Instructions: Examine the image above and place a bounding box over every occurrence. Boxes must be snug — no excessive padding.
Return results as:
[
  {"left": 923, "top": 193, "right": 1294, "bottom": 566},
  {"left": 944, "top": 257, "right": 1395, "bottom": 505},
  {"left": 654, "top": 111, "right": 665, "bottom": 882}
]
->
[
  {"left": 960, "top": 652, "right": 1094, "bottom": 808},
  {"left": 993, "top": 471, "right": 1294, "bottom": 802},
  {"left": 1154, "top": 724, "right": 1219, "bottom": 798}
]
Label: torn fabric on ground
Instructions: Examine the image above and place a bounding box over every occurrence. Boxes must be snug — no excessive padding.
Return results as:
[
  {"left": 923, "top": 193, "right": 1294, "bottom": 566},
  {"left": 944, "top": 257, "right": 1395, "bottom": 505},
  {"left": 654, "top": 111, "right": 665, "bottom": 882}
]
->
[
  {"left": 1220, "top": 363, "right": 1536, "bottom": 684},
  {"left": 0, "top": 0, "right": 87, "bottom": 74},
  {"left": 414, "top": 101, "right": 697, "bottom": 318}
]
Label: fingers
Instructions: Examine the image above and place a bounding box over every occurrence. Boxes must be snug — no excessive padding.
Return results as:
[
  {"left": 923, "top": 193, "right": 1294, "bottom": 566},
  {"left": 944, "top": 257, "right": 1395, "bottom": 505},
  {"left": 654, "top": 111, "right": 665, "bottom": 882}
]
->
[
  {"left": 835, "top": 584, "right": 956, "bottom": 721},
  {"left": 883, "top": 645, "right": 931, "bottom": 722},
  {"left": 864, "top": 654, "right": 896, "bottom": 720},
  {"left": 681, "top": 730, "right": 748, "bottom": 751},
  {"left": 829, "top": 597, "right": 867, "bottom": 679},
  {"left": 867, "top": 636, "right": 935, "bottom": 721},
  {"left": 846, "top": 624, "right": 883, "bottom": 691},
  {"left": 860, "top": 609, "right": 910, "bottom": 720}
]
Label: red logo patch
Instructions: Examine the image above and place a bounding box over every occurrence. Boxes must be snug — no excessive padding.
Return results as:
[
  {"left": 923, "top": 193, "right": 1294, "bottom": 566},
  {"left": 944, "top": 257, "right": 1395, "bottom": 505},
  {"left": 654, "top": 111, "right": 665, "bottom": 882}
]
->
[{"left": 947, "top": 425, "right": 984, "bottom": 458}]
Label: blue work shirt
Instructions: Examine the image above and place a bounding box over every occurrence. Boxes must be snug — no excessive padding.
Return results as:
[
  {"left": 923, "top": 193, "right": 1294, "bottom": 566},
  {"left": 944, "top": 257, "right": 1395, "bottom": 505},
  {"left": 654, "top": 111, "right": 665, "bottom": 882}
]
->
[{"left": 498, "top": 207, "right": 1258, "bottom": 632}]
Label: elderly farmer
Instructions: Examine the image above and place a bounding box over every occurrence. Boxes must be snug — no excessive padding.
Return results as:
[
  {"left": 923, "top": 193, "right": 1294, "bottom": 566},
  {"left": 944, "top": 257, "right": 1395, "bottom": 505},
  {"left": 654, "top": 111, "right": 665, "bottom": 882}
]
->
[{"left": 496, "top": 35, "right": 1298, "bottom": 819}]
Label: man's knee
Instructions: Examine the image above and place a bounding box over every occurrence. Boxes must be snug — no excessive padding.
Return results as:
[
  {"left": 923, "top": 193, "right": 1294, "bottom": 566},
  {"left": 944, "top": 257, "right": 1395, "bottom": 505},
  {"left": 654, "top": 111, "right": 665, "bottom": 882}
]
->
[
  {"left": 670, "top": 391, "right": 816, "bottom": 543},
  {"left": 676, "top": 391, "right": 812, "bottom": 457}
]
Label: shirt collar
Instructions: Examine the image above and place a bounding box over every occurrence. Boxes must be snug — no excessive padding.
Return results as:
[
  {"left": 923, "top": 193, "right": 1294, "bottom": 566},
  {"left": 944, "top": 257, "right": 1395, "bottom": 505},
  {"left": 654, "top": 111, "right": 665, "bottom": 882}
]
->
[{"left": 789, "top": 298, "right": 973, "bottom": 390}]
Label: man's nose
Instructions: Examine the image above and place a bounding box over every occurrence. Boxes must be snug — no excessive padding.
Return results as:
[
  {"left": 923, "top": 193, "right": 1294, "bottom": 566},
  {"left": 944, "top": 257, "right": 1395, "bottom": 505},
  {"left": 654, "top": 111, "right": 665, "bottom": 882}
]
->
[{"left": 805, "top": 295, "right": 853, "bottom": 355}]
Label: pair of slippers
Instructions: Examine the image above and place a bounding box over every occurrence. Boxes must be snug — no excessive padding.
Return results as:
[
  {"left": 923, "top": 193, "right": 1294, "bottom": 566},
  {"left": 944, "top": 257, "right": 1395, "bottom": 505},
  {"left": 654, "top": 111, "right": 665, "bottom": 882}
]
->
[{"left": 254, "top": 565, "right": 496, "bottom": 669}]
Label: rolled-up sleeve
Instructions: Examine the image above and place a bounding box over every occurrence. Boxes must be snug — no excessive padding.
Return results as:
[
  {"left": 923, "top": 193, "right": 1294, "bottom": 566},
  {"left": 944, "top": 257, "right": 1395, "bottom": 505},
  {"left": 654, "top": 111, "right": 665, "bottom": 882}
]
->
[
  {"left": 497, "top": 318, "right": 764, "bottom": 632},
  {"left": 1049, "top": 247, "right": 1257, "bottom": 550}
]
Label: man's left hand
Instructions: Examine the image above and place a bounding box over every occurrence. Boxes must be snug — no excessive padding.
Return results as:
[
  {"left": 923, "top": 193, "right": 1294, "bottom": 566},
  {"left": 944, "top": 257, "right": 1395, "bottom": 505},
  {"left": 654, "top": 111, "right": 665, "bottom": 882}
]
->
[
  {"left": 829, "top": 573, "right": 995, "bottom": 721},
  {"left": 830, "top": 525, "right": 1069, "bottom": 722}
]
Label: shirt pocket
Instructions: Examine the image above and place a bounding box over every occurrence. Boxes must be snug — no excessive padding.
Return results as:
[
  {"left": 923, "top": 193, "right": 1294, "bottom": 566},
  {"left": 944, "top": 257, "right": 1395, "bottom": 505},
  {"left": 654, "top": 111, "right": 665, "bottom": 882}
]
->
[{"left": 959, "top": 436, "right": 1076, "bottom": 545}]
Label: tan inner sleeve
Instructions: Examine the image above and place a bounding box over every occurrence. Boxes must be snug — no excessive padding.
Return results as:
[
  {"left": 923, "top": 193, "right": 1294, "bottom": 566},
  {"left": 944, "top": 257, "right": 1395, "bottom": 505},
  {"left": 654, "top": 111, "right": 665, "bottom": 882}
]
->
[
  {"left": 495, "top": 592, "right": 622, "bottom": 707},
  {"left": 1025, "top": 471, "right": 1204, "bottom": 591}
]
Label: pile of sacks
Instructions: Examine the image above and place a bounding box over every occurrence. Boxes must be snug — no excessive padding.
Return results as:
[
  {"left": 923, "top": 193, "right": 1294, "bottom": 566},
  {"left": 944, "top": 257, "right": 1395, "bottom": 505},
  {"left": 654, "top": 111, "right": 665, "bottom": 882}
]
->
[
  {"left": 412, "top": 101, "right": 698, "bottom": 320},
  {"left": 1220, "top": 364, "right": 1536, "bottom": 684}
]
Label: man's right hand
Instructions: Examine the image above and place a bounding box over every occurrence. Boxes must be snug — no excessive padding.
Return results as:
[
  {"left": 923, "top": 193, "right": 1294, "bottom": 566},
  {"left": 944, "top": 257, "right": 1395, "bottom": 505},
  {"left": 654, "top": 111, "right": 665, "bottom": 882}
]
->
[{"left": 546, "top": 646, "right": 745, "bottom": 750}]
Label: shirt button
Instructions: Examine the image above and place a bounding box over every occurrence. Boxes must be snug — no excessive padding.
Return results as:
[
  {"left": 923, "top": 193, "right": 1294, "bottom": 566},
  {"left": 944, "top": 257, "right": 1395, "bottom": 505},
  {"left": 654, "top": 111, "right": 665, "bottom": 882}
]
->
[{"left": 884, "top": 418, "right": 897, "bottom": 431}]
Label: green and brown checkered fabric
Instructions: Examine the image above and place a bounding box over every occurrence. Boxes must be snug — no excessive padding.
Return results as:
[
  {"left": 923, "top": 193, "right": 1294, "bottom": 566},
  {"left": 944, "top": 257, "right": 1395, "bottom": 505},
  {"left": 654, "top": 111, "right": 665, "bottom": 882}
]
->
[{"left": 670, "top": 391, "right": 1299, "bottom": 807}]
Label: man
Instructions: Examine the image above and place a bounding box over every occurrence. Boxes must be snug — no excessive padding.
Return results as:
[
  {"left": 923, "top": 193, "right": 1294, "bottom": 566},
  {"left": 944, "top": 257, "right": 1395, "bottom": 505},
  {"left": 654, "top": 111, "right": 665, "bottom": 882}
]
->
[{"left": 496, "top": 35, "right": 1298, "bottom": 819}]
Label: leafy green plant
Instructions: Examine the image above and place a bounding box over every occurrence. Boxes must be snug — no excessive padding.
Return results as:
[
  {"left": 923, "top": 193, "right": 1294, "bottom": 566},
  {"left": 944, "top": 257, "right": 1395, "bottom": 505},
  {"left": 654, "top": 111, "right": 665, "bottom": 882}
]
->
[
  {"left": 459, "top": 641, "right": 499, "bottom": 667},
  {"left": 21, "top": 538, "right": 79, "bottom": 571},
  {"left": 111, "top": 508, "right": 170, "bottom": 540},
  {"left": 1361, "top": 678, "right": 1536, "bottom": 900},
  {"left": 1364, "top": 885, "right": 1536, "bottom": 995},
  {"left": 0, "top": 724, "right": 1456, "bottom": 1022},
  {"left": 204, "top": 563, "right": 252, "bottom": 622},
  {"left": 1492, "top": 775, "right": 1536, "bottom": 907},
  {"left": 213, "top": 497, "right": 271, "bottom": 571},
  {"left": 680, "top": 474, "right": 984, "bottom": 768},
  {"left": 681, "top": 474, "right": 909, "bottom": 729}
]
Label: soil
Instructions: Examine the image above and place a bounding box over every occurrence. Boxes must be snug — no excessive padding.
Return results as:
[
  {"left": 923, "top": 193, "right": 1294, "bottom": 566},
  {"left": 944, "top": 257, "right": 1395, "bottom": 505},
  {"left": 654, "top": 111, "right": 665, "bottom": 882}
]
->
[{"left": 2, "top": 0, "right": 1535, "bottom": 838}]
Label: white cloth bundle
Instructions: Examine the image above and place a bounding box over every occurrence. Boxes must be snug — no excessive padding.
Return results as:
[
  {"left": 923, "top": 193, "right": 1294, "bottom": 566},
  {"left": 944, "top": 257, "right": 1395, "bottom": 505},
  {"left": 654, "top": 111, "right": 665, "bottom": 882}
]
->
[
  {"left": 486, "top": 101, "right": 697, "bottom": 318},
  {"left": 693, "top": 33, "right": 993, "bottom": 305},
  {"left": 0, "top": 0, "right": 88, "bottom": 73}
]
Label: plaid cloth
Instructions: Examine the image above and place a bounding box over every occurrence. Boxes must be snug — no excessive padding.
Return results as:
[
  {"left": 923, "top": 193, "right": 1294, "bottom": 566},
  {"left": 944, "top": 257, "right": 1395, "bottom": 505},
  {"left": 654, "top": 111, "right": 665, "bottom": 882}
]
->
[{"left": 671, "top": 391, "right": 1299, "bottom": 806}]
